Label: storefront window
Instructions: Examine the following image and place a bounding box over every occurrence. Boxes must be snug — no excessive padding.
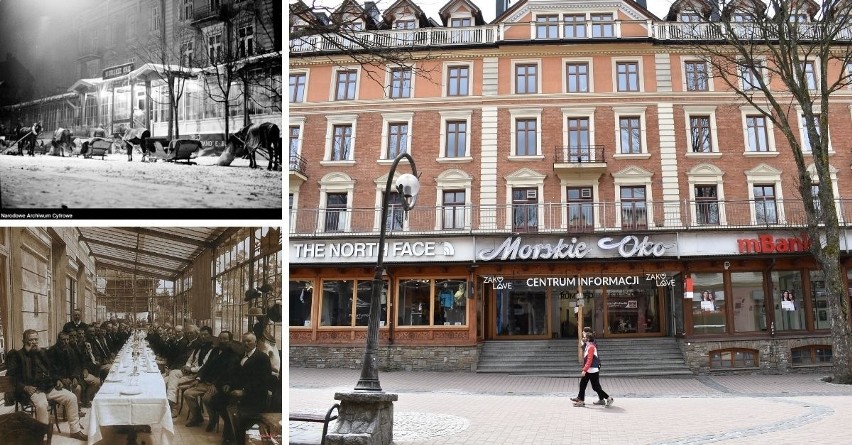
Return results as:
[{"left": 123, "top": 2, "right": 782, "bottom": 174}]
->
[
  {"left": 289, "top": 281, "right": 312, "bottom": 327},
  {"left": 434, "top": 280, "right": 467, "bottom": 325},
  {"left": 606, "top": 278, "right": 660, "bottom": 335},
  {"left": 114, "top": 86, "right": 131, "bottom": 120},
  {"left": 321, "top": 280, "right": 353, "bottom": 326},
  {"left": 691, "top": 272, "right": 725, "bottom": 334},
  {"left": 730, "top": 272, "right": 767, "bottom": 333},
  {"left": 810, "top": 270, "right": 830, "bottom": 330},
  {"left": 771, "top": 270, "right": 805, "bottom": 331},
  {"left": 495, "top": 280, "right": 546, "bottom": 336},
  {"left": 398, "top": 279, "right": 431, "bottom": 326}
]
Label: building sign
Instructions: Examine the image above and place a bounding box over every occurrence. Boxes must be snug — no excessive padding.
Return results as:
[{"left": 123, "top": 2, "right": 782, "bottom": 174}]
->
[
  {"left": 476, "top": 235, "right": 674, "bottom": 261},
  {"left": 291, "top": 240, "right": 456, "bottom": 261},
  {"left": 736, "top": 234, "right": 811, "bottom": 254},
  {"left": 103, "top": 63, "right": 134, "bottom": 80}
]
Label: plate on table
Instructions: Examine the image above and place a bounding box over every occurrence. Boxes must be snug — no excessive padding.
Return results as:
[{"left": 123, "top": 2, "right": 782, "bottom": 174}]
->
[
  {"left": 105, "top": 377, "right": 122, "bottom": 383},
  {"left": 120, "top": 388, "right": 143, "bottom": 396}
]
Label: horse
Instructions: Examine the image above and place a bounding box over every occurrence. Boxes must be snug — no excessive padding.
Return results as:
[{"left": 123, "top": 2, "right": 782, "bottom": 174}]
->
[
  {"left": 13, "top": 122, "right": 42, "bottom": 156},
  {"left": 50, "top": 128, "right": 75, "bottom": 157},
  {"left": 217, "top": 122, "right": 282, "bottom": 170}
]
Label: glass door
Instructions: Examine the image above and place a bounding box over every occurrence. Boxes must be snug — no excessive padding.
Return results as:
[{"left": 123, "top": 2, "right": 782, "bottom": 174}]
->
[
  {"left": 604, "top": 279, "right": 663, "bottom": 337},
  {"left": 494, "top": 279, "right": 549, "bottom": 338}
]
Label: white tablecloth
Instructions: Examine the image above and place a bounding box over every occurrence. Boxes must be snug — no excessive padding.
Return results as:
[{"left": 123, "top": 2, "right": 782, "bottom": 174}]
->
[{"left": 87, "top": 341, "right": 175, "bottom": 445}]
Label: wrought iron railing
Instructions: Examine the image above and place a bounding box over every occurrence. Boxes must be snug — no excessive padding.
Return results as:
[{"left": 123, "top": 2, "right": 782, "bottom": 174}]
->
[
  {"left": 289, "top": 153, "right": 307, "bottom": 176},
  {"left": 289, "top": 199, "right": 852, "bottom": 236},
  {"left": 554, "top": 145, "right": 606, "bottom": 164},
  {"left": 290, "top": 26, "right": 500, "bottom": 53}
]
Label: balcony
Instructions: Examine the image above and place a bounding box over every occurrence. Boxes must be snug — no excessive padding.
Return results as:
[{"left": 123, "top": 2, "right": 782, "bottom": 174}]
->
[
  {"left": 289, "top": 198, "right": 852, "bottom": 237},
  {"left": 289, "top": 153, "right": 307, "bottom": 181},
  {"left": 652, "top": 22, "right": 852, "bottom": 42},
  {"left": 192, "top": 3, "right": 224, "bottom": 26},
  {"left": 290, "top": 26, "right": 499, "bottom": 53},
  {"left": 553, "top": 145, "right": 607, "bottom": 174}
]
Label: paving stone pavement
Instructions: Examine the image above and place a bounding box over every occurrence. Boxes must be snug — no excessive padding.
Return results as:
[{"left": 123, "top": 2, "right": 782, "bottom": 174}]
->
[{"left": 288, "top": 368, "right": 852, "bottom": 445}]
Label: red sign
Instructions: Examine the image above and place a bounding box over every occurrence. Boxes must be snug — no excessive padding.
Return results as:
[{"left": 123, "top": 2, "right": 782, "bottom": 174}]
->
[{"left": 736, "top": 234, "right": 811, "bottom": 254}]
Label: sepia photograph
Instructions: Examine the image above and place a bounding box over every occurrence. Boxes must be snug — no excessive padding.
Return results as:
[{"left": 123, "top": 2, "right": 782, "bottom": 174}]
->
[{"left": 0, "top": 0, "right": 283, "bottom": 219}]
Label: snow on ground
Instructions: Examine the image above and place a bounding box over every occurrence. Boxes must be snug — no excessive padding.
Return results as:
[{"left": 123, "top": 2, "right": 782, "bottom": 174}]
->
[{"left": 0, "top": 152, "right": 282, "bottom": 209}]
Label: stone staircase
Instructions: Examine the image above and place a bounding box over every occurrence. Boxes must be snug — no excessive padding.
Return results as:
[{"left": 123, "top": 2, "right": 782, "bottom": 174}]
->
[{"left": 476, "top": 337, "right": 693, "bottom": 377}]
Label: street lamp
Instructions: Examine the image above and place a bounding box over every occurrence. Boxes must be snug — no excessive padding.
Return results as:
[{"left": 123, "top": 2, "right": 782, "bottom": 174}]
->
[{"left": 355, "top": 152, "right": 419, "bottom": 391}]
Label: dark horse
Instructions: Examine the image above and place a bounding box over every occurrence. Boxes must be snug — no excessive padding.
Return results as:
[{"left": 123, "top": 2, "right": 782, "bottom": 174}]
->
[
  {"left": 13, "top": 122, "right": 42, "bottom": 156},
  {"left": 122, "top": 128, "right": 151, "bottom": 162},
  {"left": 50, "top": 128, "right": 75, "bottom": 157},
  {"left": 220, "top": 122, "right": 282, "bottom": 170}
]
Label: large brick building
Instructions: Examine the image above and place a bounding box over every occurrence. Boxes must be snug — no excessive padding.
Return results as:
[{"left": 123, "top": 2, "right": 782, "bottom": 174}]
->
[{"left": 288, "top": 0, "right": 852, "bottom": 375}]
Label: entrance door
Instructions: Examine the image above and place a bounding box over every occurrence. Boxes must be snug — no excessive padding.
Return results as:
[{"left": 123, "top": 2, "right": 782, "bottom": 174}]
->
[
  {"left": 556, "top": 287, "right": 599, "bottom": 339},
  {"left": 493, "top": 279, "right": 549, "bottom": 338}
]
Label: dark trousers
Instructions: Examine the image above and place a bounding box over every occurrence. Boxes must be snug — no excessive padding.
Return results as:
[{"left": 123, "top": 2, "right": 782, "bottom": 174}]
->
[{"left": 577, "top": 372, "right": 609, "bottom": 401}]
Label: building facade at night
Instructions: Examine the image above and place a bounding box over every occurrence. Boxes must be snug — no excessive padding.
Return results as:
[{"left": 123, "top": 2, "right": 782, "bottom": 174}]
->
[
  {"left": 289, "top": 0, "right": 852, "bottom": 375},
  {"left": 0, "top": 0, "right": 282, "bottom": 146}
]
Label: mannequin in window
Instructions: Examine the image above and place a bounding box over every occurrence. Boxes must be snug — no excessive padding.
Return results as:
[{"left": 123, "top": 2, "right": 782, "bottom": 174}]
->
[
  {"left": 439, "top": 283, "right": 454, "bottom": 323},
  {"left": 453, "top": 283, "right": 466, "bottom": 324}
]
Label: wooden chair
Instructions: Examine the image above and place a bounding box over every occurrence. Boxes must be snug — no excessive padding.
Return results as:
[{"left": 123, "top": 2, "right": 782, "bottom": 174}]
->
[{"left": 0, "top": 376, "right": 59, "bottom": 439}]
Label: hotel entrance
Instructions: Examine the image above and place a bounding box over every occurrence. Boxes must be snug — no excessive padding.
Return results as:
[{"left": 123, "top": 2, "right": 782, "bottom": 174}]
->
[{"left": 484, "top": 273, "right": 673, "bottom": 340}]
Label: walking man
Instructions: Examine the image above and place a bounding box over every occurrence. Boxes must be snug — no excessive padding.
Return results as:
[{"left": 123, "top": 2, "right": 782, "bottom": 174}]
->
[{"left": 572, "top": 332, "right": 614, "bottom": 407}]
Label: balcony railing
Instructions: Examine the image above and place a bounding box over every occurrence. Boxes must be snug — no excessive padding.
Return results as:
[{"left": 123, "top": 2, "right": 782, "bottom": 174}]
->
[
  {"left": 554, "top": 145, "right": 606, "bottom": 164},
  {"left": 289, "top": 153, "right": 307, "bottom": 177},
  {"left": 652, "top": 22, "right": 852, "bottom": 41},
  {"left": 289, "top": 199, "right": 852, "bottom": 236},
  {"left": 290, "top": 26, "right": 499, "bottom": 53}
]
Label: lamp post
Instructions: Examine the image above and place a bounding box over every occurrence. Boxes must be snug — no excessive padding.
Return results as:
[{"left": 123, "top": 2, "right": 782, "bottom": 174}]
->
[{"left": 355, "top": 152, "right": 419, "bottom": 391}]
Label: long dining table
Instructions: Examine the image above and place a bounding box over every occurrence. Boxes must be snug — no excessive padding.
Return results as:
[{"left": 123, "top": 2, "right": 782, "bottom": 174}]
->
[{"left": 87, "top": 333, "right": 175, "bottom": 445}]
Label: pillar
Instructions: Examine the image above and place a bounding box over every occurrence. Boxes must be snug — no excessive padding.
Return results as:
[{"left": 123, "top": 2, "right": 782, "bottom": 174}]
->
[{"left": 326, "top": 391, "right": 398, "bottom": 445}]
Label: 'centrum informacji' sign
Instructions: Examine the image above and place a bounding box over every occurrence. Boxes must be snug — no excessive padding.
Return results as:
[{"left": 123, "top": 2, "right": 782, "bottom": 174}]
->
[{"left": 103, "top": 63, "right": 134, "bottom": 80}]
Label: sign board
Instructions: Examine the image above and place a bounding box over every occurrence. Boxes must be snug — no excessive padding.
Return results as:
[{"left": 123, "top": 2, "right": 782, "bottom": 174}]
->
[{"left": 103, "top": 63, "right": 135, "bottom": 80}]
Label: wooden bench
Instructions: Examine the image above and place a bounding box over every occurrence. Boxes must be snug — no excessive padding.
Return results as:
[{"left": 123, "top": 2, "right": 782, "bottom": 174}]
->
[{"left": 289, "top": 403, "right": 339, "bottom": 445}]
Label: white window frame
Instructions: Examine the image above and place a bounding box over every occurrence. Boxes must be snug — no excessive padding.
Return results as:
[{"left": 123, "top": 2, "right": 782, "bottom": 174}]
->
[
  {"left": 612, "top": 106, "right": 649, "bottom": 159},
  {"left": 287, "top": 70, "right": 311, "bottom": 104},
  {"left": 681, "top": 56, "right": 713, "bottom": 92},
  {"left": 508, "top": 108, "right": 544, "bottom": 160},
  {"left": 504, "top": 168, "right": 547, "bottom": 231},
  {"left": 740, "top": 107, "right": 778, "bottom": 156},
  {"left": 434, "top": 169, "right": 474, "bottom": 230},
  {"left": 562, "top": 57, "right": 594, "bottom": 93},
  {"left": 438, "top": 110, "right": 473, "bottom": 162},
  {"left": 318, "top": 172, "right": 356, "bottom": 233},
  {"left": 385, "top": 64, "right": 415, "bottom": 99},
  {"left": 683, "top": 105, "right": 720, "bottom": 156},
  {"left": 379, "top": 112, "right": 414, "bottom": 163},
  {"left": 797, "top": 108, "right": 832, "bottom": 153},
  {"left": 511, "top": 59, "right": 541, "bottom": 95},
  {"left": 687, "top": 163, "right": 728, "bottom": 225},
  {"left": 612, "top": 57, "right": 644, "bottom": 93},
  {"left": 330, "top": 65, "right": 361, "bottom": 101},
  {"left": 373, "top": 173, "right": 413, "bottom": 232},
  {"left": 442, "top": 61, "right": 473, "bottom": 98},
  {"left": 739, "top": 58, "right": 767, "bottom": 91},
  {"left": 801, "top": 59, "right": 819, "bottom": 91},
  {"left": 289, "top": 115, "right": 306, "bottom": 158},
  {"left": 322, "top": 114, "right": 358, "bottom": 165},
  {"left": 806, "top": 163, "right": 841, "bottom": 220},
  {"left": 612, "top": 166, "right": 655, "bottom": 228},
  {"left": 745, "top": 164, "right": 785, "bottom": 225},
  {"left": 561, "top": 107, "right": 596, "bottom": 160}
]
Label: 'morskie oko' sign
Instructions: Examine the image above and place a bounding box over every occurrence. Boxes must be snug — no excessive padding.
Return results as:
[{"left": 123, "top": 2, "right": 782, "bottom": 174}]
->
[{"left": 477, "top": 235, "right": 674, "bottom": 261}]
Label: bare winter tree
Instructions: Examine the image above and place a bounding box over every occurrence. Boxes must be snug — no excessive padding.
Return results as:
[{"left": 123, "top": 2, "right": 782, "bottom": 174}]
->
[
  {"left": 200, "top": 2, "right": 247, "bottom": 142},
  {"left": 130, "top": 0, "right": 197, "bottom": 140},
  {"left": 674, "top": 0, "right": 852, "bottom": 383},
  {"left": 289, "top": 0, "right": 441, "bottom": 88}
]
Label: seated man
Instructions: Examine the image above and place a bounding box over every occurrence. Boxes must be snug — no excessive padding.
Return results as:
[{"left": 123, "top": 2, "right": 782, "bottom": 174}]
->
[
  {"left": 47, "top": 332, "right": 83, "bottom": 409},
  {"left": 62, "top": 309, "right": 88, "bottom": 334},
  {"left": 6, "top": 329, "right": 87, "bottom": 441},
  {"left": 222, "top": 333, "right": 272, "bottom": 445},
  {"left": 163, "top": 324, "right": 202, "bottom": 415},
  {"left": 68, "top": 330, "right": 101, "bottom": 408},
  {"left": 183, "top": 330, "right": 239, "bottom": 430}
]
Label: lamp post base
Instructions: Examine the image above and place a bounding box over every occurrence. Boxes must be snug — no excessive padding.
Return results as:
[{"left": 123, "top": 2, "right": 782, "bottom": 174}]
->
[{"left": 325, "top": 391, "right": 398, "bottom": 445}]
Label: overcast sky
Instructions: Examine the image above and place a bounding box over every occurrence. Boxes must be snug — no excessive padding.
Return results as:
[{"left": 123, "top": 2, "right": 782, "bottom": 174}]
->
[{"left": 308, "top": 0, "right": 677, "bottom": 22}]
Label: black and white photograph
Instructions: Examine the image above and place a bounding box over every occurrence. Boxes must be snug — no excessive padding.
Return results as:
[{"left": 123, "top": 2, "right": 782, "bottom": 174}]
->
[
  {"left": 0, "top": 0, "right": 283, "bottom": 219},
  {"left": 0, "top": 227, "right": 283, "bottom": 444}
]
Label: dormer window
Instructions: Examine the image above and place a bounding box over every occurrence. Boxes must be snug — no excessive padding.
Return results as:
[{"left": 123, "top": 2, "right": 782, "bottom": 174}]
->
[
  {"left": 450, "top": 17, "right": 471, "bottom": 27},
  {"left": 731, "top": 13, "right": 752, "bottom": 22},
  {"left": 344, "top": 21, "right": 364, "bottom": 31},
  {"left": 536, "top": 15, "right": 559, "bottom": 39},
  {"left": 590, "top": 13, "right": 614, "bottom": 37},
  {"left": 680, "top": 12, "right": 702, "bottom": 22},
  {"left": 395, "top": 20, "right": 415, "bottom": 29},
  {"left": 789, "top": 13, "right": 808, "bottom": 23}
]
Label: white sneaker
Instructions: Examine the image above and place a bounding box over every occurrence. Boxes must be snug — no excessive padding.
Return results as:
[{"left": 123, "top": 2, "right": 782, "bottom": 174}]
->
[{"left": 605, "top": 397, "right": 614, "bottom": 407}]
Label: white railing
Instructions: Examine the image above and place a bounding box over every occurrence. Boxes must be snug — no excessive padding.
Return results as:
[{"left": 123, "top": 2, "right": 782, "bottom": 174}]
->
[{"left": 290, "top": 26, "right": 499, "bottom": 53}]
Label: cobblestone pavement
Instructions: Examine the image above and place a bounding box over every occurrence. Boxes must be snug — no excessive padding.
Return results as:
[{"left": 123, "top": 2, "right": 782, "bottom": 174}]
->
[{"left": 288, "top": 368, "right": 852, "bottom": 444}]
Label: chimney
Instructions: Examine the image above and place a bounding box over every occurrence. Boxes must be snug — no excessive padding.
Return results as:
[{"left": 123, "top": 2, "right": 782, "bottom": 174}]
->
[{"left": 496, "top": 0, "right": 509, "bottom": 17}]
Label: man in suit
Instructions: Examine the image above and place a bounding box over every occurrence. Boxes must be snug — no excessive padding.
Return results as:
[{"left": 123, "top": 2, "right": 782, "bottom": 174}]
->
[
  {"left": 6, "top": 329, "right": 88, "bottom": 441},
  {"left": 47, "top": 332, "right": 83, "bottom": 408},
  {"left": 86, "top": 326, "right": 112, "bottom": 380},
  {"left": 222, "top": 332, "right": 272, "bottom": 445},
  {"left": 182, "top": 330, "right": 239, "bottom": 430},
  {"left": 68, "top": 330, "right": 101, "bottom": 408},
  {"left": 163, "top": 325, "right": 207, "bottom": 417},
  {"left": 62, "top": 310, "right": 88, "bottom": 334}
]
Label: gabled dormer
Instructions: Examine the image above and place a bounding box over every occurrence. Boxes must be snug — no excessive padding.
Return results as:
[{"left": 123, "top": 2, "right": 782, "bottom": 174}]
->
[
  {"left": 665, "top": 0, "right": 715, "bottom": 22},
  {"left": 773, "top": 0, "right": 820, "bottom": 22},
  {"left": 722, "top": 0, "right": 768, "bottom": 22},
  {"left": 289, "top": 0, "right": 330, "bottom": 36},
  {"left": 382, "top": 0, "right": 432, "bottom": 30},
  {"left": 332, "top": 0, "right": 382, "bottom": 32},
  {"left": 438, "top": 0, "right": 486, "bottom": 27}
]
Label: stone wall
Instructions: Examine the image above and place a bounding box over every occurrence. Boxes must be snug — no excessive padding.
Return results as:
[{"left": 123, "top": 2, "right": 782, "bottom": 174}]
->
[
  {"left": 679, "top": 336, "right": 833, "bottom": 375},
  {"left": 289, "top": 345, "right": 480, "bottom": 372}
]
